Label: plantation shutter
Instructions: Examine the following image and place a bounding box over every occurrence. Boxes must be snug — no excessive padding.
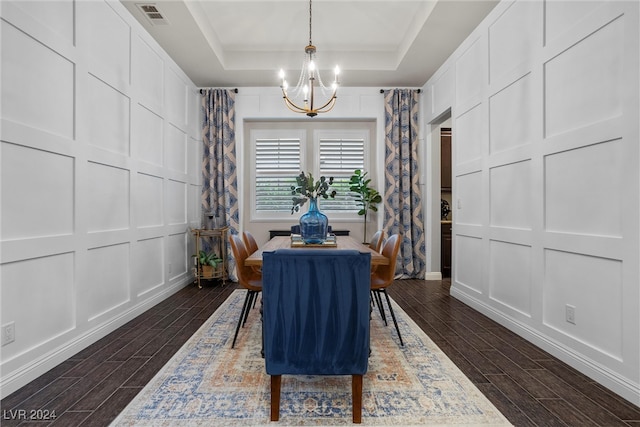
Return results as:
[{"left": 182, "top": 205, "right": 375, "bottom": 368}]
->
[
  {"left": 255, "top": 137, "right": 300, "bottom": 212},
  {"left": 318, "top": 137, "right": 364, "bottom": 211}
]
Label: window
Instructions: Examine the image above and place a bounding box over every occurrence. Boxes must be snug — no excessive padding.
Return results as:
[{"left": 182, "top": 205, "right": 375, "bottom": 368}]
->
[
  {"left": 254, "top": 135, "right": 301, "bottom": 212},
  {"left": 316, "top": 133, "right": 364, "bottom": 212},
  {"left": 249, "top": 123, "right": 373, "bottom": 221}
]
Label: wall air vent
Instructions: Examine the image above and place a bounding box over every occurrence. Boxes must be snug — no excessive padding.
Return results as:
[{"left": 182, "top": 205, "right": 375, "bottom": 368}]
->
[{"left": 136, "top": 3, "right": 169, "bottom": 26}]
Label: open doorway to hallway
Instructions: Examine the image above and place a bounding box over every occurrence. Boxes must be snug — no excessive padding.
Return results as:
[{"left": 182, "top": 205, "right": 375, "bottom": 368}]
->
[
  {"left": 440, "top": 128, "right": 452, "bottom": 277},
  {"left": 425, "top": 116, "right": 452, "bottom": 281}
]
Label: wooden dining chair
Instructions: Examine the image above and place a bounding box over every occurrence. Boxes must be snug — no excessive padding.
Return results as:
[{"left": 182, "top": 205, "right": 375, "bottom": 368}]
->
[
  {"left": 370, "top": 234, "right": 404, "bottom": 346},
  {"left": 368, "top": 230, "right": 385, "bottom": 306},
  {"left": 369, "top": 230, "right": 385, "bottom": 252},
  {"left": 229, "top": 234, "right": 262, "bottom": 348},
  {"left": 262, "top": 249, "right": 371, "bottom": 423},
  {"left": 242, "top": 230, "right": 261, "bottom": 275},
  {"left": 242, "top": 230, "right": 259, "bottom": 254}
]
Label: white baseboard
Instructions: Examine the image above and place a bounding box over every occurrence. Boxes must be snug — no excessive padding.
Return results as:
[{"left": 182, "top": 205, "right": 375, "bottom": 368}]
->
[
  {"left": 424, "top": 271, "right": 442, "bottom": 280},
  {"left": 450, "top": 286, "right": 640, "bottom": 407},
  {"left": 0, "top": 277, "right": 195, "bottom": 399}
]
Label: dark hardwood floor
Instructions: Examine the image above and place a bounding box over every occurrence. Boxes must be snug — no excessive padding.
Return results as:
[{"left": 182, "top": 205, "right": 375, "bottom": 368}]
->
[{"left": 2, "top": 279, "right": 639, "bottom": 426}]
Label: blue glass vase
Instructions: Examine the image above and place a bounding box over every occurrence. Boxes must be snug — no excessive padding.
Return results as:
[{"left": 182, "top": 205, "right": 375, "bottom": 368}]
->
[{"left": 300, "top": 197, "right": 328, "bottom": 244}]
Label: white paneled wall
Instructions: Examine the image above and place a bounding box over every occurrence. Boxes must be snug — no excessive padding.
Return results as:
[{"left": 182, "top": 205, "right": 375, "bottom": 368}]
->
[
  {"left": 424, "top": 0, "right": 639, "bottom": 405},
  {"left": 0, "top": 0, "right": 201, "bottom": 398}
]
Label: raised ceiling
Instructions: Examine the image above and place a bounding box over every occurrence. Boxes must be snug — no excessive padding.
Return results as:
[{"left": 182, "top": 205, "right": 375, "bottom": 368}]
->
[{"left": 121, "top": 0, "right": 498, "bottom": 88}]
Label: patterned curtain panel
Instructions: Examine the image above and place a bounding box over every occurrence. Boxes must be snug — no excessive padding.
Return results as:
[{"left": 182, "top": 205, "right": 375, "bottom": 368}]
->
[
  {"left": 201, "top": 89, "right": 239, "bottom": 281},
  {"left": 382, "top": 89, "right": 426, "bottom": 279}
]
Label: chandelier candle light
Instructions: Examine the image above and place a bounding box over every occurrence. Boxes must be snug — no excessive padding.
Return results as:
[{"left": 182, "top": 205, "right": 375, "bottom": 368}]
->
[{"left": 279, "top": 0, "right": 339, "bottom": 117}]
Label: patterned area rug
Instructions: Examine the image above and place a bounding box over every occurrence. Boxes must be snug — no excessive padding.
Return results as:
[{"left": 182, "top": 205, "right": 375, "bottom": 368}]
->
[{"left": 111, "top": 290, "right": 511, "bottom": 426}]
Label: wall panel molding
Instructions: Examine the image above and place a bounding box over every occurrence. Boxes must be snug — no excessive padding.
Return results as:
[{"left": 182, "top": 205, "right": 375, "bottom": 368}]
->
[
  {"left": 0, "top": 0, "right": 200, "bottom": 398},
  {"left": 544, "top": 15, "right": 624, "bottom": 139},
  {"left": 488, "top": 239, "right": 532, "bottom": 318},
  {"left": 428, "top": 0, "right": 640, "bottom": 404}
]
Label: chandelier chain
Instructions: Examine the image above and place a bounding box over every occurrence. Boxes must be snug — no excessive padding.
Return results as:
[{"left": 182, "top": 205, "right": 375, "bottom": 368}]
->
[{"left": 309, "top": 0, "right": 313, "bottom": 45}]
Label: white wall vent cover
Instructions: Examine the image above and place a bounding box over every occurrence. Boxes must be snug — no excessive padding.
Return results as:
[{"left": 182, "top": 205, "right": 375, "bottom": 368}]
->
[{"left": 136, "top": 4, "right": 169, "bottom": 26}]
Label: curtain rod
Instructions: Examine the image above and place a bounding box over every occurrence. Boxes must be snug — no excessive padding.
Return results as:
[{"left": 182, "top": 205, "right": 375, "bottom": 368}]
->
[
  {"left": 199, "top": 88, "right": 238, "bottom": 94},
  {"left": 380, "top": 89, "right": 421, "bottom": 93}
]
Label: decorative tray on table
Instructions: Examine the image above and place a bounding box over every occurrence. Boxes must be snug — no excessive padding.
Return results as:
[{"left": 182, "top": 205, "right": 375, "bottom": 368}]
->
[{"left": 290, "top": 234, "right": 338, "bottom": 247}]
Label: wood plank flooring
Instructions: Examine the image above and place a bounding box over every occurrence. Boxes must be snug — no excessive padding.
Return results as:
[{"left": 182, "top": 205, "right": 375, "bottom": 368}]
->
[{"left": 2, "top": 279, "right": 639, "bottom": 426}]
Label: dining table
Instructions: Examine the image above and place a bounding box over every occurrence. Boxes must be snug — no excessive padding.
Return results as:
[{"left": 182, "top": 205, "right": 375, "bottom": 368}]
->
[{"left": 245, "top": 235, "right": 389, "bottom": 267}]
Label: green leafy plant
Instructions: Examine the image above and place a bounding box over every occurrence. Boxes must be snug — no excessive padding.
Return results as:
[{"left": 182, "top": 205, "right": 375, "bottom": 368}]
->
[
  {"left": 290, "top": 171, "right": 337, "bottom": 214},
  {"left": 195, "top": 250, "right": 222, "bottom": 268},
  {"left": 349, "top": 169, "right": 382, "bottom": 241}
]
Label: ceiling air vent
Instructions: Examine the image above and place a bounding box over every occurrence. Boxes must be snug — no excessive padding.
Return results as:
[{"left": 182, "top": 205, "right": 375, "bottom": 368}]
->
[{"left": 136, "top": 3, "right": 169, "bottom": 26}]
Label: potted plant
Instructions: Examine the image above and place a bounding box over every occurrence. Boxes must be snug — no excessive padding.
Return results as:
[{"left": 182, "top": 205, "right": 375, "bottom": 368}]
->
[
  {"left": 195, "top": 250, "right": 222, "bottom": 278},
  {"left": 290, "top": 172, "right": 336, "bottom": 213},
  {"left": 349, "top": 169, "right": 382, "bottom": 242}
]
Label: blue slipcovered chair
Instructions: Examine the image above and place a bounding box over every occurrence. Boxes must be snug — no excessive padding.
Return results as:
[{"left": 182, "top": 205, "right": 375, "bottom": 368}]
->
[{"left": 262, "top": 249, "right": 371, "bottom": 423}]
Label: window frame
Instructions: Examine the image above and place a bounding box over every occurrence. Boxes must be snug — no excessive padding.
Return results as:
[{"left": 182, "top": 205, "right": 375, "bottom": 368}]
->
[{"left": 248, "top": 123, "right": 373, "bottom": 223}]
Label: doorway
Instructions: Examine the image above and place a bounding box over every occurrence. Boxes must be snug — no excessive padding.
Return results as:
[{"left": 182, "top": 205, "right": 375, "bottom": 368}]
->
[{"left": 440, "top": 128, "right": 452, "bottom": 277}]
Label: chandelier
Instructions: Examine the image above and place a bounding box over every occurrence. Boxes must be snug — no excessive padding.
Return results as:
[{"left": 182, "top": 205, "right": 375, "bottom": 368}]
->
[{"left": 278, "top": 0, "right": 340, "bottom": 117}]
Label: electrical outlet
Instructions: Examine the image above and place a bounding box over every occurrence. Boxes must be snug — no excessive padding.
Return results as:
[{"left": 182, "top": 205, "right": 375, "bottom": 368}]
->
[
  {"left": 566, "top": 305, "right": 576, "bottom": 325},
  {"left": 2, "top": 322, "right": 15, "bottom": 346}
]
